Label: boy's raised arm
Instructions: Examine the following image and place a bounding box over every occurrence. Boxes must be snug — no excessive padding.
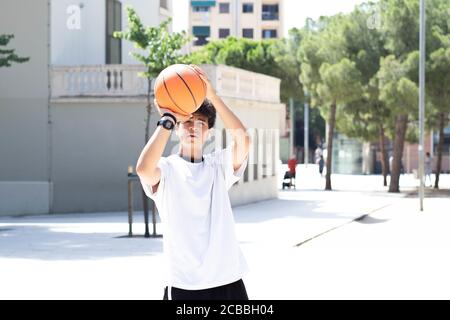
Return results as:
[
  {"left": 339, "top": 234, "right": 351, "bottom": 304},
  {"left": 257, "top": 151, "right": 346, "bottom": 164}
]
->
[
  {"left": 136, "top": 103, "right": 189, "bottom": 189},
  {"left": 190, "top": 65, "right": 251, "bottom": 171}
]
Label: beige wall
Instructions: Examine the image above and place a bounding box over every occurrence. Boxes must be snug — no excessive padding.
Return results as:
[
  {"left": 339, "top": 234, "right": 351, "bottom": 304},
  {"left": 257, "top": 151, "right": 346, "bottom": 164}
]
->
[
  {"left": 50, "top": 99, "right": 152, "bottom": 213},
  {"left": 220, "top": 97, "right": 283, "bottom": 204},
  {"left": 0, "top": 0, "right": 51, "bottom": 215}
]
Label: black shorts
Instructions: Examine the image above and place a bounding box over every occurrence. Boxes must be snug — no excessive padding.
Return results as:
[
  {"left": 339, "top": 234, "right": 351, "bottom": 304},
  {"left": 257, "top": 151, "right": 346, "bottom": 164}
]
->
[{"left": 163, "top": 279, "right": 248, "bottom": 300}]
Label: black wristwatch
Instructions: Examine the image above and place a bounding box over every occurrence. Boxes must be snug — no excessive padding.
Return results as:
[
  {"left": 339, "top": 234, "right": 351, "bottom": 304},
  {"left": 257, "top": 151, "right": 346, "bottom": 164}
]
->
[{"left": 157, "top": 117, "right": 175, "bottom": 131}]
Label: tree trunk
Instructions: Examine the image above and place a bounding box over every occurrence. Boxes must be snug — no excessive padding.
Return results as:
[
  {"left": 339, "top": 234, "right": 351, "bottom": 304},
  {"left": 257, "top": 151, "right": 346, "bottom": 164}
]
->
[
  {"left": 325, "top": 102, "right": 336, "bottom": 190},
  {"left": 388, "top": 114, "right": 408, "bottom": 193},
  {"left": 434, "top": 112, "right": 446, "bottom": 189},
  {"left": 378, "top": 124, "right": 388, "bottom": 187}
]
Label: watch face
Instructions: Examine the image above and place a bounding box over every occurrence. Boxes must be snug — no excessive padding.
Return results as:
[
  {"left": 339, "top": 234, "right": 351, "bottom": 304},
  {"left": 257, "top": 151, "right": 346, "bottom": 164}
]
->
[{"left": 162, "top": 119, "right": 174, "bottom": 130}]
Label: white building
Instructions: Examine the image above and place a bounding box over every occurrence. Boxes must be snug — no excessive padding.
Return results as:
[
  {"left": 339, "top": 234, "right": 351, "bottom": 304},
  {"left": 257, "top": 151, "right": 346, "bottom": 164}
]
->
[
  {"left": 189, "top": 0, "right": 284, "bottom": 49},
  {"left": 0, "top": 0, "right": 284, "bottom": 216},
  {"left": 51, "top": 0, "right": 172, "bottom": 65}
]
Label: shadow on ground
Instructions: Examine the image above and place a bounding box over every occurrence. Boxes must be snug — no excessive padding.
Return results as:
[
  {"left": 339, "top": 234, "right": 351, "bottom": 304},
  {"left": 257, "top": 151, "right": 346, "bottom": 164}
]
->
[
  {"left": 0, "top": 224, "right": 163, "bottom": 261},
  {"left": 234, "top": 189, "right": 397, "bottom": 224},
  {"left": 354, "top": 215, "right": 390, "bottom": 224},
  {"left": 406, "top": 188, "right": 450, "bottom": 198}
]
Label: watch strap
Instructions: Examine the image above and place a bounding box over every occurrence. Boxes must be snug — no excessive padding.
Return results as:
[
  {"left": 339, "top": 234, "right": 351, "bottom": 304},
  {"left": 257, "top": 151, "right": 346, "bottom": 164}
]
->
[
  {"left": 157, "top": 118, "right": 175, "bottom": 130},
  {"left": 162, "top": 112, "right": 177, "bottom": 124}
]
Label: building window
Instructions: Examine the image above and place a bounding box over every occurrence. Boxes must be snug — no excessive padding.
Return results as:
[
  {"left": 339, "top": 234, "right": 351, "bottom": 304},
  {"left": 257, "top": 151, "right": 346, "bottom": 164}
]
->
[
  {"left": 262, "top": 4, "right": 279, "bottom": 20},
  {"left": 219, "top": 28, "right": 230, "bottom": 38},
  {"left": 219, "top": 3, "right": 230, "bottom": 13},
  {"left": 193, "top": 26, "right": 210, "bottom": 46},
  {"left": 193, "top": 6, "right": 210, "bottom": 12},
  {"left": 242, "top": 28, "right": 253, "bottom": 38},
  {"left": 106, "top": 0, "right": 122, "bottom": 64},
  {"left": 262, "top": 29, "right": 277, "bottom": 39},
  {"left": 242, "top": 3, "right": 253, "bottom": 13},
  {"left": 160, "top": 0, "right": 168, "bottom": 10}
]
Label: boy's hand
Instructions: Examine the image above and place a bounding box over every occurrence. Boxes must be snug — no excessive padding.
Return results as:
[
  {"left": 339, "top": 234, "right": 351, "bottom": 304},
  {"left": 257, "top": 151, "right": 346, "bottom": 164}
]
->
[
  {"left": 154, "top": 99, "right": 191, "bottom": 123},
  {"left": 189, "top": 64, "right": 216, "bottom": 100}
]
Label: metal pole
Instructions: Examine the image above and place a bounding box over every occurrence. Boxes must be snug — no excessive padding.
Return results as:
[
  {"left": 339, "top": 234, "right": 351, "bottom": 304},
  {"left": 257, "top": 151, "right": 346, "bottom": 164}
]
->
[
  {"left": 289, "top": 98, "right": 294, "bottom": 157},
  {"left": 152, "top": 202, "right": 157, "bottom": 236},
  {"left": 127, "top": 166, "right": 134, "bottom": 237},
  {"left": 142, "top": 190, "right": 150, "bottom": 238},
  {"left": 47, "top": 0, "right": 54, "bottom": 214},
  {"left": 304, "top": 99, "right": 309, "bottom": 166},
  {"left": 419, "top": 0, "right": 426, "bottom": 211},
  {"left": 127, "top": 178, "right": 133, "bottom": 237}
]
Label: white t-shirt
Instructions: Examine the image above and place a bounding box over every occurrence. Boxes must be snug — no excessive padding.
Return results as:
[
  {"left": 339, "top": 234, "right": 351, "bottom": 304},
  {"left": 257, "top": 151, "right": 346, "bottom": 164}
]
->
[{"left": 141, "top": 145, "right": 249, "bottom": 290}]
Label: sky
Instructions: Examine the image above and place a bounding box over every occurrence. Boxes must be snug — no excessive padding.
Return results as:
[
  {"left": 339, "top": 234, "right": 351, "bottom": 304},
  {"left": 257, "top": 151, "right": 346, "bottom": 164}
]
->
[{"left": 173, "top": 0, "right": 369, "bottom": 37}]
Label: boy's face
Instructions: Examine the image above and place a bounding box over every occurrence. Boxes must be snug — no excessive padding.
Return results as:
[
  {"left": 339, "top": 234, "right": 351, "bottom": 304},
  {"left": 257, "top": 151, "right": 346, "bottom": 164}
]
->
[{"left": 176, "top": 114, "right": 210, "bottom": 150}]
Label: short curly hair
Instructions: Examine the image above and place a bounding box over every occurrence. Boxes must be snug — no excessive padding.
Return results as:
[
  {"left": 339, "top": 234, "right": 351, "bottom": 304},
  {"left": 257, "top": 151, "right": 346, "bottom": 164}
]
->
[{"left": 193, "top": 99, "right": 216, "bottom": 129}]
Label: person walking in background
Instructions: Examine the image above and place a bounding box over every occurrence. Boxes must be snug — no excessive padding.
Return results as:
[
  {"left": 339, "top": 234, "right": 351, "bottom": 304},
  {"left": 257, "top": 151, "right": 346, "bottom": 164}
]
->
[
  {"left": 425, "top": 152, "right": 433, "bottom": 187},
  {"left": 283, "top": 154, "right": 297, "bottom": 189},
  {"left": 389, "top": 155, "right": 394, "bottom": 175},
  {"left": 288, "top": 154, "right": 297, "bottom": 179},
  {"left": 318, "top": 155, "right": 324, "bottom": 177},
  {"left": 314, "top": 146, "right": 323, "bottom": 165}
]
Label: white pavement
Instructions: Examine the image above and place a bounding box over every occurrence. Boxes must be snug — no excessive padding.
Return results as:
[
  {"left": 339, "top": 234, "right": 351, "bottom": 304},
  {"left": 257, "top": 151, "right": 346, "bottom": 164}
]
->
[{"left": 0, "top": 166, "right": 449, "bottom": 299}]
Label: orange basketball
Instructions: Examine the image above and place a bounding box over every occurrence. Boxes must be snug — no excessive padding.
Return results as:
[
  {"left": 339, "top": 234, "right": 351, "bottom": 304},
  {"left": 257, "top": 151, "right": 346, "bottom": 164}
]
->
[{"left": 154, "top": 64, "right": 206, "bottom": 116}]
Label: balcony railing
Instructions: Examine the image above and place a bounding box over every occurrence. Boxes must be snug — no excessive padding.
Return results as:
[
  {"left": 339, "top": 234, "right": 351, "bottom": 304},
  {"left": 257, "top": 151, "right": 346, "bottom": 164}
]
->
[
  {"left": 51, "top": 65, "right": 148, "bottom": 99},
  {"left": 51, "top": 64, "right": 281, "bottom": 104},
  {"left": 201, "top": 64, "right": 281, "bottom": 104}
]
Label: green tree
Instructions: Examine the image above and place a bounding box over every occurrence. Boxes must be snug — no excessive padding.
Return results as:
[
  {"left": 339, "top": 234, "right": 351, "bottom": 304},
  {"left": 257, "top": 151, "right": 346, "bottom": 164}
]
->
[
  {"left": 380, "top": 0, "right": 421, "bottom": 192},
  {"left": 334, "top": 3, "right": 391, "bottom": 186},
  {"left": 426, "top": 0, "right": 450, "bottom": 189},
  {"left": 300, "top": 15, "right": 363, "bottom": 190},
  {"left": 377, "top": 54, "right": 419, "bottom": 192},
  {"left": 336, "top": 79, "right": 392, "bottom": 186},
  {"left": 113, "top": 7, "right": 190, "bottom": 143},
  {"left": 427, "top": 47, "right": 450, "bottom": 189},
  {"left": 272, "top": 28, "right": 326, "bottom": 156},
  {"left": 317, "top": 59, "right": 363, "bottom": 190},
  {"left": 0, "top": 34, "right": 29, "bottom": 68}
]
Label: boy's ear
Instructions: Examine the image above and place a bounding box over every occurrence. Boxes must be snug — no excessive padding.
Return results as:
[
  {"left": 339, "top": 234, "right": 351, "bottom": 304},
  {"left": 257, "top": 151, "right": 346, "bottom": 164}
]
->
[
  {"left": 174, "top": 123, "right": 181, "bottom": 137},
  {"left": 207, "top": 128, "right": 213, "bottom": 140}
]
